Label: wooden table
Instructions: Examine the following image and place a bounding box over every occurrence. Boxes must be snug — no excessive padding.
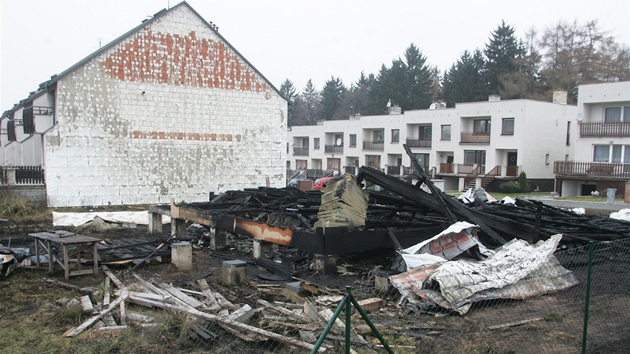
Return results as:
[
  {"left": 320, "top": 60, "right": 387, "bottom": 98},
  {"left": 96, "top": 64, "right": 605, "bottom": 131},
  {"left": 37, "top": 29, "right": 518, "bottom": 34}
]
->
[{"left": 29, "top": 231, "right": 101, "bottom": 280}]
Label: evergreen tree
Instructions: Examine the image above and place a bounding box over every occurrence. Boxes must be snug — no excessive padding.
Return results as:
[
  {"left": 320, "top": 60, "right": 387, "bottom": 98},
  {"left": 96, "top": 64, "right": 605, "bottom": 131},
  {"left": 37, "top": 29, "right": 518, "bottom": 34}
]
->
[
  {"left": 279, "top": 79, "right": 297, "bottom": 126},
  {"left": 292, "top": 79, "right": 320, "bottom": 126},
  {"left": 441, "top": 50, "right": 488, "bottom": 106},
  {"left": 336, "top": 71, "right": 375, "bottom": 119},
  {"left": 484, "top": 21, "right": 527, "bottom": 95},
  {"left": 320, "top": 77, "right": 347, "bottom": 120},
  {"left": 369, "top": 44, "right": 434, "bottom": 113}
]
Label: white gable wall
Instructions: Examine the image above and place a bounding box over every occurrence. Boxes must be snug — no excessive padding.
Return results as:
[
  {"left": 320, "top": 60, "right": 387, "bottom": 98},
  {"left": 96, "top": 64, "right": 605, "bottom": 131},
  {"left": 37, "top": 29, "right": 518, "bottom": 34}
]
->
[{"left": 44, "top": 5, "right": 287, "bottom": 207}]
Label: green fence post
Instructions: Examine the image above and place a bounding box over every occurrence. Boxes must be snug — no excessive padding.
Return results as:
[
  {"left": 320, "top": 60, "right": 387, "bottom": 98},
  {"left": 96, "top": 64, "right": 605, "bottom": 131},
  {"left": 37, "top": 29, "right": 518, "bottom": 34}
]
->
[
  {"left": 345, "top": 286, "right": 352, "bottom": 354},
  {"left": 582, "top": 242, "right": 594, "bottom": 354},
  {"left": 350, "top": 295, "right": 395, "bottom": 354},
  {"left": 311, "top": 292, "right": 349, "bottom": 354}
]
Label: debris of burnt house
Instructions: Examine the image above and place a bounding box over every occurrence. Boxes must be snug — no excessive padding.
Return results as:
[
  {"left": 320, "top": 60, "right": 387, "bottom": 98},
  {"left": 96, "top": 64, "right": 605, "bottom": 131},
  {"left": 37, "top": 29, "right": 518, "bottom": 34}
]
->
[{"left": 149, "top": 145, "right": 630, "bottom": 259}]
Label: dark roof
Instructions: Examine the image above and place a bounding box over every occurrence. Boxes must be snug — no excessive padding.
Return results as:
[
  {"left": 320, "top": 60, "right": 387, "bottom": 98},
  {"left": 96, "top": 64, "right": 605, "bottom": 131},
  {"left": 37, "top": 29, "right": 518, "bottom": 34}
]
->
[{"left": 2, "top": 1, "right": 284, "bottom": 119}]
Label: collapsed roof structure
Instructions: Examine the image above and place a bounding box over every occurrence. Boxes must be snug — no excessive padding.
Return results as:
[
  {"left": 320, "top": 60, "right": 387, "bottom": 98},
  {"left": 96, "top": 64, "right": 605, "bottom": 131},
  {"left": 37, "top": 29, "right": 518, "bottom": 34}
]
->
[{"left": 151, "top": 145, "right": 630, "bottom": 256}]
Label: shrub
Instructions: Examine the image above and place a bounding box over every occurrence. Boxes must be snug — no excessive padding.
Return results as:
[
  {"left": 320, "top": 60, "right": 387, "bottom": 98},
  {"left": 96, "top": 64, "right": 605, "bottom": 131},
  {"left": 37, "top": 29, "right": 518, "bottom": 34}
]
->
[
  {"left": 518, "top": 171, "right": 527, "bottom": 192},
  {"left": 500, "top": 181, "right": 522, "bottom": 193}
]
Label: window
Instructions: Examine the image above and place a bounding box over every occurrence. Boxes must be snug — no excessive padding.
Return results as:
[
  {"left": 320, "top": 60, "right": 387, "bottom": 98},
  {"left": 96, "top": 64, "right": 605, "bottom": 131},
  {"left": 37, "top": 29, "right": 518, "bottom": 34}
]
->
[
  {"left": 612, "top": 145, "right": 623, "bottom": 163},
  {"left": 474, "top": 119, "right": 491, "bottom": 133},
  {"left": 502, "top": 118, "right": 514, "bottom": 135},
  {"left": 593, "top": 145, "right": 610, "bottom": 162},
  {"left": 545, "top": 154, "right": 550, "bottom": 165},
  {"left": 7, "top": 120, "right": 16, "bottom": 142},
  {"left": 566, "top": 121, "right": 571, "bottom": 146},
  {"left": 22, "top": 105, "right": 35, "bottom": 134},
  {"left": 604, "top": 106, "right": 630, "bottom": 122},
  {"left": 327, "top": 158, "right": 340, "bottom": 170},
  {"left": 605, "top": 107, "right": 622, "bottom": 122},
  {"left": 464, "top": 150, "right": 486, "bottom": 165},
  {"left": 413, "top": 153, "right": 430, "bottom": 171},
  {"left": 391, "top": 129, "right": 399, "bottom": 143},
  {"left": 296, "top": 160, "right": 307, "bottom": 170},
  {"left": 373, "top": 130, "right": 384, "bottom": 143},
  {"left": 314, "top": 138, "right": 320, "bottom": 149},
  {"left": 418, "top": 126, "right": 431, "bottom": 140},
  {"left": 441, "top": 125, "right": 451, "bottom": 140},
  {"left": 366, "top": 155, "right": 381, "bottom": 169},
  {"left": 349, "top": 134, "right": 356, "bottom": 147}
]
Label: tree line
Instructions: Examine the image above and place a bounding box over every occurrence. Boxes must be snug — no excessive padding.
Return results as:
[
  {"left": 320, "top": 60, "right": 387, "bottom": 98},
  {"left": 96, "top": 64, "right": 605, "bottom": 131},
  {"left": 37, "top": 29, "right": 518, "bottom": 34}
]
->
[{"left": 281, "top": 19, "right": 630, "bottom": 127}]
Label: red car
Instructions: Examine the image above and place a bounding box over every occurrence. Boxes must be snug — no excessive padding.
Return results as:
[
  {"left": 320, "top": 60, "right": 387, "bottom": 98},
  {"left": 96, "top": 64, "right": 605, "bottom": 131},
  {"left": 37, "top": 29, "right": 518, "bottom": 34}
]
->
[{"left": 313, "top": 176, "right": 335, "bottom": 190}]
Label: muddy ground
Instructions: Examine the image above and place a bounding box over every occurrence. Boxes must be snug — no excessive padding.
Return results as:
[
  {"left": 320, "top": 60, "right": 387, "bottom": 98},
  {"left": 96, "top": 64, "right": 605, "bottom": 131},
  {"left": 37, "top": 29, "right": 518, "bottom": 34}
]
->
[{"left": 1, "top": 218, "right": 630, "bottom": 353}]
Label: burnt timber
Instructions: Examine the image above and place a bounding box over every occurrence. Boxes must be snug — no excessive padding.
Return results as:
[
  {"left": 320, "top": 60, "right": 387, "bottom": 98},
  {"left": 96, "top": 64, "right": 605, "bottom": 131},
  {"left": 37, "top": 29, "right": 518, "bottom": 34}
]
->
[{"left": 149, "top": 166, "right": 630, "bottom": 255}]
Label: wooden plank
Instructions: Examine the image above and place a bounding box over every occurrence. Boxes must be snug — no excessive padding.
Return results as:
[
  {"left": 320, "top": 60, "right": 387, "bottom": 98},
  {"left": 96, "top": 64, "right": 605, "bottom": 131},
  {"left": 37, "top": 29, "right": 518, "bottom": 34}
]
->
[
  {"left": 45, "top": 279, "right": 97, "bottom": 294},
  {"left": 158, "top": 284, "right": 204, "bottom": 309},
  {"left": 197, "top": 279, "right": 220, "bottom": 310},
  {"left": 80, "top": 295, "right": 95, "bottom": 313},
  {"left": 126, "top": 311, "right": 154, "bottom": 324},
  {"left": 488, "top": 317, "right": 543, "bottom": 330},
  {"left": 101, "top": 265, "right": 125, "bottom": 289},
  {"left": 64, "top": 295, "right": 127, "bottom": 337},
  {"left": 257, "top": 299, "right": 311, "bottom": 323}
]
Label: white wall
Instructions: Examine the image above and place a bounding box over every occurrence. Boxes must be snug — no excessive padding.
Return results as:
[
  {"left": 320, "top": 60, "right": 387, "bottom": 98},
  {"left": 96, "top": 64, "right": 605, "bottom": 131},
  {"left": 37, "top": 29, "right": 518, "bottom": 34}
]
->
[{"left": 43, "top": 5, "right": 287, "bottom": 207}]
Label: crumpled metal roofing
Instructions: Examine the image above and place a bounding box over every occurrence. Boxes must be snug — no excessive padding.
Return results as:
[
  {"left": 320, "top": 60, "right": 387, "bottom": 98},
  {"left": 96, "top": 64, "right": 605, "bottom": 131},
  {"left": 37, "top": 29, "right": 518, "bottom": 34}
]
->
[{"left": 390, "top": 233, "right": 578, "bottom": 315}]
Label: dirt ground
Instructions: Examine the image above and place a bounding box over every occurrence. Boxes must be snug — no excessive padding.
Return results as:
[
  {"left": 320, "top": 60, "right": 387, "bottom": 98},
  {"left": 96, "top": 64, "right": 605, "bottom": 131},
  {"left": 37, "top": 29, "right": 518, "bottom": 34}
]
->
[{"left": 2, "top": 217, "right": 630, "bottom": 353}]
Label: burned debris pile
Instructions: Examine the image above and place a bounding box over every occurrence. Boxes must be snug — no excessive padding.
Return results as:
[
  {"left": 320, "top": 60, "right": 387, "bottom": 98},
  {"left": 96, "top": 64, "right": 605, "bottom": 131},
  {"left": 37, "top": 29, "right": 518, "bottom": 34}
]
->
[{"left": 159, "top": 164, "right": 630, "bottom": 256}]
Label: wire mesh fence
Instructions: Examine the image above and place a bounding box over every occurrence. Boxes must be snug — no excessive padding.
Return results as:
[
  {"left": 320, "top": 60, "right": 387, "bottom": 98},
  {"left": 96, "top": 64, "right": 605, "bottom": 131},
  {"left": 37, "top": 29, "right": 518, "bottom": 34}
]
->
[{"left": 30, "top": 237, "right": 630, "bottom": 354}]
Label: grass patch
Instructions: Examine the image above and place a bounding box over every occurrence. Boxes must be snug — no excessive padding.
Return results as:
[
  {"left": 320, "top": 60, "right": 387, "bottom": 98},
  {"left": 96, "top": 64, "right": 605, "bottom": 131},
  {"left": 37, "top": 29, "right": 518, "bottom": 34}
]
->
[{"left": 0, "top": 189, "right": 51, "bottom": 233}]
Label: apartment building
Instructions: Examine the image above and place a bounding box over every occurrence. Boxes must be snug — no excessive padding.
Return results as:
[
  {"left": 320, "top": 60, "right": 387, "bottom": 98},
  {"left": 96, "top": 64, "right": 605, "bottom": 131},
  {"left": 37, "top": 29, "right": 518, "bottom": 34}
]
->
[
  {"left": 288, "top": 94, "right": 576, "bottom": 192},
  {"left": 555, "top": 81, "right": 630, "bottom": 197}
]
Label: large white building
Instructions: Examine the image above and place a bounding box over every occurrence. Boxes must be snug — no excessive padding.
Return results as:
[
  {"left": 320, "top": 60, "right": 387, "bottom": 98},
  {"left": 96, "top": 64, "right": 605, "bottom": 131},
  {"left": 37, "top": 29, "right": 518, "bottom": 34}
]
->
[
  {"left": 1, "top": 2, "right": 287, "bottom": 207},
  {"left": 288, "top": 93, "right": 576, "bottom": 192},
  {"left": 555, "top": 81, "right": 630, "bottom": 197}
]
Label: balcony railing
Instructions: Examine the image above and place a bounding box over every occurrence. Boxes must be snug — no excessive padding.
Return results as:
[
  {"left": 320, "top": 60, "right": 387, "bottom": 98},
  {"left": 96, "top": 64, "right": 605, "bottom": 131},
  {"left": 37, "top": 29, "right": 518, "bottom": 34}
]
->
[
  {"left": 406, "top": 137, "right": 432, "bottom": 148},
  {"left": 293, "top": 147, "right": 309, "bottom": 156},
  {"left": 440, "top": 163, "right": 454, "bottom": 174},
  {"left": 386, "top": 165, "right": 401, "bottom": 175},
  {"left": 363, "top": 141, "right": 384, "bottom": 151},
  {"left": 1, "top": 165, "right": 45, "bottom": 185},
  {"left": 554, "top": 161, "right": 630, "bottom": 179},
  {"left": 580, "top": 122, "right": 630, "bottom": 137},
  {"left": 460, "top": 132, "right": 490, "bottom": 144},
  {"left": 324, "top": 145, "right": 344, "bottom": 154}
]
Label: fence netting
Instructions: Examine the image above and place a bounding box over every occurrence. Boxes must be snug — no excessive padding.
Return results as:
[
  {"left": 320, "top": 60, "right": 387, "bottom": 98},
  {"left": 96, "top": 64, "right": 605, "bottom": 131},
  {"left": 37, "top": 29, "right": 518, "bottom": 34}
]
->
[{"left": 41, "top": 237, "right": 630, "bottom": 354}]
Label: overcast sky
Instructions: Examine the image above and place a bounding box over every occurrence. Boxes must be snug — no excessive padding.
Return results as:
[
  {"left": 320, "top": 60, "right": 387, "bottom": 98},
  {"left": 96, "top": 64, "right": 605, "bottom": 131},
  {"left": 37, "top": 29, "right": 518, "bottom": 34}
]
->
[{"left": 1, "top": 0, "right": 629, "bottom": 111}]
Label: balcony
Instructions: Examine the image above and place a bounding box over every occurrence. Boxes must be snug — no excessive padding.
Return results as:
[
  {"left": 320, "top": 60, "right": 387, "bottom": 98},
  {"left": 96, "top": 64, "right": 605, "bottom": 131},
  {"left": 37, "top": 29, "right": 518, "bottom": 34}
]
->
[
  {"left": 554, "top": 161, "right": 630, "bottom": 179},
  {"left": 460, "top": 132, "right": 490, "bottom": 144},
  {"left": 386, "top": 165, "right": 402, "bottom": 176},
  {"left": 324, "top": 145, "right": 344, "bottom": 154},
  {"left": 363, "top": 141, "right": 384, "bottom": 151},
  {"left": 406, "top": 137, "right": 432, "bottom": 148},
  {"left": 344, "top": 166, "right": 356, "bottom": 174},
  {"left": 293, "top": 147, "right": 309, "bottom": 156},
  {"left": 579, "top": 122, "right": 630, "bottom": 137}
]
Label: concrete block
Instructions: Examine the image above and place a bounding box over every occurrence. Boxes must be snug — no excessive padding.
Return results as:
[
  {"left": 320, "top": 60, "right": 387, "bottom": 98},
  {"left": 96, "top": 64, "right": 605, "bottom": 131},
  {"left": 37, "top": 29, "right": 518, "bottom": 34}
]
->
[
  {"left": 171, "top": 242, "right": 192, "bottom": 271},
  {"left": 252, "top": 240, "right": 273, "bottom": 259},
  {"left": 314, "top": 255, "right": 337, "bottom": 275},
  {"left": 375, "top": 269, "right": 398, "bottom": 293},
  {"left": 222, "top": 260, "right": 248, "bottom": 286},
  {"left": 210, "top": 229, "right": 227, "bottom": 250}
]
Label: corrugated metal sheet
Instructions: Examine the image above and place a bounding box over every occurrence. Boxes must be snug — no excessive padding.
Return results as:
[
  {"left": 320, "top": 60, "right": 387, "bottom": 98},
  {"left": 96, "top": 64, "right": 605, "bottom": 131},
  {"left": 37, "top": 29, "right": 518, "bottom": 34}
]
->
[{"left": 390, "top": 232, "right": 578, "bottom": 315}]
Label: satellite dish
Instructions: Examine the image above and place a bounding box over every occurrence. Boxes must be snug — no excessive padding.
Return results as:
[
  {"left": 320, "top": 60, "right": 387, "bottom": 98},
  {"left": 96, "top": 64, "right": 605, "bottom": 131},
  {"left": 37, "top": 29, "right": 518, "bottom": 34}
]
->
[
  {"left": 336, "top": 138, "right": 343, "bottom": 146},
  {"left": 577, "top": 113, "right": 584, "bottom": 121}
]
